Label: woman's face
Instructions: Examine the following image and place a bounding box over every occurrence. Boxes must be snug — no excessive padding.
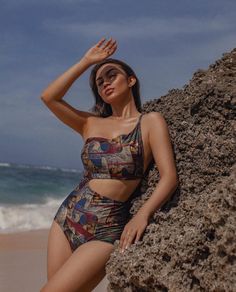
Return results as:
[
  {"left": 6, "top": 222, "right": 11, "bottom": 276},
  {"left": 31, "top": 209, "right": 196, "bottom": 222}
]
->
[{"left": 95, "top": 63, "right": 135, "bottom": 102}]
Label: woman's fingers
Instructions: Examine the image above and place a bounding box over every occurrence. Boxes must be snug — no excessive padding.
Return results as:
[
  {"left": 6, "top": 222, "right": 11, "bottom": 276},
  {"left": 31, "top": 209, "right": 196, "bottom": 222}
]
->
[
  {"left": 83, "top": 37, "right": 117, "bottom": 64},
  {"left": 134, "top": 231, "right": 142, "bottom": 243},
  {"left": 105, "top": 40, "right": 117, "bottom": 55},
  {"left": 97, "top": 37, "right": 116, "bottom": 50},
  {"left": 102, "top": 37, "right": 113, "bottom": 49},
  {"left": 109, "top": 40, "right": 117, "bottom": 51},
  {"left": 120, "top": 230, "right": 136, "bottom": 252},
  {"left": 95, "top": 37, "right": 117, "bottom": 59},
  {"left": 124, "top": 235, "right": 134, "bottom": 250},
  {"left": 96, "top": 37, "right": 106, "bottom": 47}
]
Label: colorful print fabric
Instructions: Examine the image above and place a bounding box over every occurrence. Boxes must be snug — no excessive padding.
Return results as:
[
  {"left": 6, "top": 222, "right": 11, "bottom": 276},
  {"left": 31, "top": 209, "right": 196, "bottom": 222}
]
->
[
  {"left": 80, "top": 113, "right": 144, "bottom": 180},
  {"left": 54, "top": 177, "right": 131, "bottom": 252},
  {"left": 54, "top": 113, "right": 145, "bottom": 252}
]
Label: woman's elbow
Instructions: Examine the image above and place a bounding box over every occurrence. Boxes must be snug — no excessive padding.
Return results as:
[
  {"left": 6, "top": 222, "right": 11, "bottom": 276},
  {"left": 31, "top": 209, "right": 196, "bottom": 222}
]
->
[
  {"left": 174, "top": 175, "right": 179, "bottom": 190},
  {"left": 174, "top": 174, "right": 179, "bottom": 188},
  {"left": 169, "top": 173, "right": 179, "bottom": 190}
]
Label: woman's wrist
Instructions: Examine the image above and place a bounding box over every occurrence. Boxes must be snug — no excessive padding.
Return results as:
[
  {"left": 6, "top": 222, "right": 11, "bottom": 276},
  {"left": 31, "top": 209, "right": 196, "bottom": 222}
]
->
[
  {"left": 80, "top": 55, "right": 95, "bottom": 67},
  {"left": 135, "top": 209, "right": 152, "bottom": 221}
]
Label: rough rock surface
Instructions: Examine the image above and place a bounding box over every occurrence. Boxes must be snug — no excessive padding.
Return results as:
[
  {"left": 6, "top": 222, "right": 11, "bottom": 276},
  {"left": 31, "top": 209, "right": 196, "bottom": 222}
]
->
[{"left": 105, "top": 48, "right": 236, "bottom": 291}]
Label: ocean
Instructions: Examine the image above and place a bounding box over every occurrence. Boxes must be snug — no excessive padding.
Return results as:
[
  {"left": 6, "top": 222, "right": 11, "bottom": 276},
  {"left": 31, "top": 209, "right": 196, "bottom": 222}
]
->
[{"left": 0, "top": 162, "right": 84, "bottom": 233}]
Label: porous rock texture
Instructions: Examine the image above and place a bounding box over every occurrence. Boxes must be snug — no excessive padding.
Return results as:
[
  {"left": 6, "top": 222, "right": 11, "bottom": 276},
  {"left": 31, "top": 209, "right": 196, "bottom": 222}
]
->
[{"left": 105, "top": 48, "right": 236, "bottom": 291}]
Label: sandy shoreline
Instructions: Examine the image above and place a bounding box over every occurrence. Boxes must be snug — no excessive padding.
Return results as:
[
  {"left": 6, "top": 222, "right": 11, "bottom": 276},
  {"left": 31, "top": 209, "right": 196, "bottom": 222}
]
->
[{"left": 0, "top": 229, "right": 109, "bottom": 291}]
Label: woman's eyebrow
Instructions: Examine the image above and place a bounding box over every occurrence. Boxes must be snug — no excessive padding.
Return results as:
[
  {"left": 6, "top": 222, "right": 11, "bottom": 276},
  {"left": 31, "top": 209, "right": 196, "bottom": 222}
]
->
[{"left": 96, "top": 68, "right": 117, "bottom": 82}]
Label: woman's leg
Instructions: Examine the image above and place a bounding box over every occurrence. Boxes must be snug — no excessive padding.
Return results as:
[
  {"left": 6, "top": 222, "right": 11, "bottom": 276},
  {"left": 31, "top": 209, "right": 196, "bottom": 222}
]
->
[
  {"left": 47, "top": 220, "right": 72, "bottom": 280},
  {"left": 40, "top": 239, "right": 115, "bottom": 292}
]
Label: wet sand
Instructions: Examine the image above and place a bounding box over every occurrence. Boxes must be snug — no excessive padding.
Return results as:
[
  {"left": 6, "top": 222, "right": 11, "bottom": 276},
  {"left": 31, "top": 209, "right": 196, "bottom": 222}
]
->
[{"left": 0, "top": 229, "right": 109, "bottom": 291}]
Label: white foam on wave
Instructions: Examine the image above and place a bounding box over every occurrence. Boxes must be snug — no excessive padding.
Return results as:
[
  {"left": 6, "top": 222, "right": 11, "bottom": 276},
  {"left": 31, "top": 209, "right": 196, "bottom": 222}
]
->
[
  {"left": 0, "top": 161, "right": 81, "bottom": 173},
  {"left": 0, "top": 197, "right": 64, "bottom": 233},
  {"left": 60, "top": 167, "right": 80, "bottom": 173},
  {"left": 0, "top": 162, "right": 11, "bottom": 167}
]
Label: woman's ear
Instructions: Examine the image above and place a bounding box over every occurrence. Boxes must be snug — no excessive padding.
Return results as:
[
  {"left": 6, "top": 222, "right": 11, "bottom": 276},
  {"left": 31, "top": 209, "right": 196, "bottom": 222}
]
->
[{"left": 128, "top": 76, "right": 136, "bottom": 87}]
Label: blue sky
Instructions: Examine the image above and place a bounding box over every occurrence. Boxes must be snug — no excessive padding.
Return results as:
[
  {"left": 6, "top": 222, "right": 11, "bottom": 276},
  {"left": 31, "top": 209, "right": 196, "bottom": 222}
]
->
[{"left": 0, "top": 0, "right": 235, "bottom": 170}]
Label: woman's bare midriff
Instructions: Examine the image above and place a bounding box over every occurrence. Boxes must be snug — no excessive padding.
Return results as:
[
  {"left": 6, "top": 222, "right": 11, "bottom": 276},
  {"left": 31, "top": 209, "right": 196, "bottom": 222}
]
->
[{"left": 88, "top": 178, "right": 142, "bottom": 202}]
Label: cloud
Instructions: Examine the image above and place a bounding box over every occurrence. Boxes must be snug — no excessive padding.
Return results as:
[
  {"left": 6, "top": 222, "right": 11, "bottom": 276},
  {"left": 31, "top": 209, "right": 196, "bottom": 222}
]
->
[
  {"left": 42, "top": 16, "right": 235, "bottom": 40},
  {"left": 3, "top": 0, "right": 100, "bottom": 7}
]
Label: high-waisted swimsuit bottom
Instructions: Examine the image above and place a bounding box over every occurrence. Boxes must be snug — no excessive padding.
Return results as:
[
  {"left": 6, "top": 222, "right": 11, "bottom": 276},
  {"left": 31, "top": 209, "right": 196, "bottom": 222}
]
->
[
  {"left": 54, "top": 113, "right": 145, "bottom": 252},
  {"left": 53, "top": 177, "right": 132, "bottom": 252}
]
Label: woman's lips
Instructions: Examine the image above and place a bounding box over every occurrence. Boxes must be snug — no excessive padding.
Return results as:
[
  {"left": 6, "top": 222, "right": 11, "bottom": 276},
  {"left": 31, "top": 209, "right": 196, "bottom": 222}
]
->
[{"left": 104, "top": 88, "right": 114, "bottom": 95}]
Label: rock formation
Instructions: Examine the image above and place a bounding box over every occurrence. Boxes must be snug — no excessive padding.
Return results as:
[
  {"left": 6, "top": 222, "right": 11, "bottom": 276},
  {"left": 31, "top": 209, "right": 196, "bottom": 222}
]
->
[{"left": 106, "top": 48, "right": 236, "bottom": 291}]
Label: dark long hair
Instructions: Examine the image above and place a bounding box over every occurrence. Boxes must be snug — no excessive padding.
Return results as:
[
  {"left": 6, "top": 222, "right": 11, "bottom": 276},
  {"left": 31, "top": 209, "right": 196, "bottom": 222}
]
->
[{"left": 89, "top": 58, "right": 142, "bottom": 117}]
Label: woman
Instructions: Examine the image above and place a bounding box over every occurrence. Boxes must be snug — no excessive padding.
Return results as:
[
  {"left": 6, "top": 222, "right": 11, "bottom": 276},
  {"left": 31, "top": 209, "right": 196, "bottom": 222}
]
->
[{"left": 40, "top": 37, "right": 178, "bottom": 292}]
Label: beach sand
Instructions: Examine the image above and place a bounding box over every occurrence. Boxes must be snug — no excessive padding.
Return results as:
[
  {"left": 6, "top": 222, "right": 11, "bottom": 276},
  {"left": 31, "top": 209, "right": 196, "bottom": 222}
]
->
[{"left": 0, "top": 229, "right": 109, "bottom": 292}]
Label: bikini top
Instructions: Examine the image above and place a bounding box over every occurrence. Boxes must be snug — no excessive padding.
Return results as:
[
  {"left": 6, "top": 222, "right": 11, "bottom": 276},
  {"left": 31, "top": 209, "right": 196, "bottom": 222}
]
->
[{"left": 80, "top": 113, "right": 145, "bottom": 180}]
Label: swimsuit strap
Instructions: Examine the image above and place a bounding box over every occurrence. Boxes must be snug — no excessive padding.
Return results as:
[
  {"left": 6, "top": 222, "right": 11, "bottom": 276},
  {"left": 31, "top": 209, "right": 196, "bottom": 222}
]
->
[{"left": 131, "top": 113, "right": 143, "bottom": 136}]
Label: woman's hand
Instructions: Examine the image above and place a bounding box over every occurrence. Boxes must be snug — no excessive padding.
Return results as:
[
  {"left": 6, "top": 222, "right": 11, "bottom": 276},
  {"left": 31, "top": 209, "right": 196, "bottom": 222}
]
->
[
  {"left": 119, "top": 212, "right": 149, "bottom": 253},
  {"left": 82, "top": 37, "right": 117, "bottom": 65}
]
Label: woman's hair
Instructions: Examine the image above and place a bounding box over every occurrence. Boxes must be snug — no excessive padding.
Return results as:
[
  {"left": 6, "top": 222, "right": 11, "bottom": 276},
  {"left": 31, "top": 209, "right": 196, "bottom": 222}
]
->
[{"left": 89, "top": 58, "right": 142, "bottom": 117}]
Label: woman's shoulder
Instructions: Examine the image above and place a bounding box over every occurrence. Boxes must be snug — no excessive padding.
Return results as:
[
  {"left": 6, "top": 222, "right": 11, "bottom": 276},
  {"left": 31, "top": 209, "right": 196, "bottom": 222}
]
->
[
  {"left": 142, "top": 111, "right": 168, "bottom": 136},
  {"left": 144, "top": 111, "right": 164, "bottom": 118},
  {"left": 142, "top": 111, "right": 166, "bottom": 124}
]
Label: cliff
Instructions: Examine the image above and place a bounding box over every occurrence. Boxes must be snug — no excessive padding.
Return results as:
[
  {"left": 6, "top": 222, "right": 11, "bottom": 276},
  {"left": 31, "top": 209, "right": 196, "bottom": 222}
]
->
[{"left": 106, "top": 48, "right": 236, "bottom": 291}]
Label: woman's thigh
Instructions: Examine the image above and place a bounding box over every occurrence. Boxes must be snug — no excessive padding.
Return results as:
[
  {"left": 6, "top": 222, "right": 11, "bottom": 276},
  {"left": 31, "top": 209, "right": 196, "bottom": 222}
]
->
[
  {"left": 47, "top": 220, "right": 72, "bottom": 280},
  {"left": 41, "top": 239, "right": 115, "bottom": 292}
]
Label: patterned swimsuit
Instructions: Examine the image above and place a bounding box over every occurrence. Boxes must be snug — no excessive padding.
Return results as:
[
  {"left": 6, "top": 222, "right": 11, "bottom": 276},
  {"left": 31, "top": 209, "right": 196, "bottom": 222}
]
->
[{"left": 54, "top": 113, "right": 145, "bottom": 252}]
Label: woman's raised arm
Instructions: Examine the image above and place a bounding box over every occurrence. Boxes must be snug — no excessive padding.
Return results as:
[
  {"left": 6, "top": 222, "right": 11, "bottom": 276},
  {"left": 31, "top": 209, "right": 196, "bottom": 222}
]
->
[{"left": 40, "top": 37, "right": 117, "bottom": 135}]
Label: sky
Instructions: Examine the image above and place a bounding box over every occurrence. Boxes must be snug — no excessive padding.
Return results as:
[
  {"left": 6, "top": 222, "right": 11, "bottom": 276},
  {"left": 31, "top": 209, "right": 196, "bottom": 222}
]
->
[{"left": 0, "top": 0, "right": 235, "bottom": 171}]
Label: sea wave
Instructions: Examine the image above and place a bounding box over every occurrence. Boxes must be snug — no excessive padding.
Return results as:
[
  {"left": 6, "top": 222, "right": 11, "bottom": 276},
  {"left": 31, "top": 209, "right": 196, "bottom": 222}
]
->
[
  {"left": 0, "top": 162, "right": 11, "bottom": 167},
  {"left": 0, "top": 161, "right": 80, "bottom": 173},
  {"left": 0, "top": 196, "right": 64, "bottom": 233}
]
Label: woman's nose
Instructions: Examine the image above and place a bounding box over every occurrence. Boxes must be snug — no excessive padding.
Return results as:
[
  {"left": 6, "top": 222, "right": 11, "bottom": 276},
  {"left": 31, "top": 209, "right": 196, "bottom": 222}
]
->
[{"left": 103, "top": 80, "right": 111, "bottom": 88}]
